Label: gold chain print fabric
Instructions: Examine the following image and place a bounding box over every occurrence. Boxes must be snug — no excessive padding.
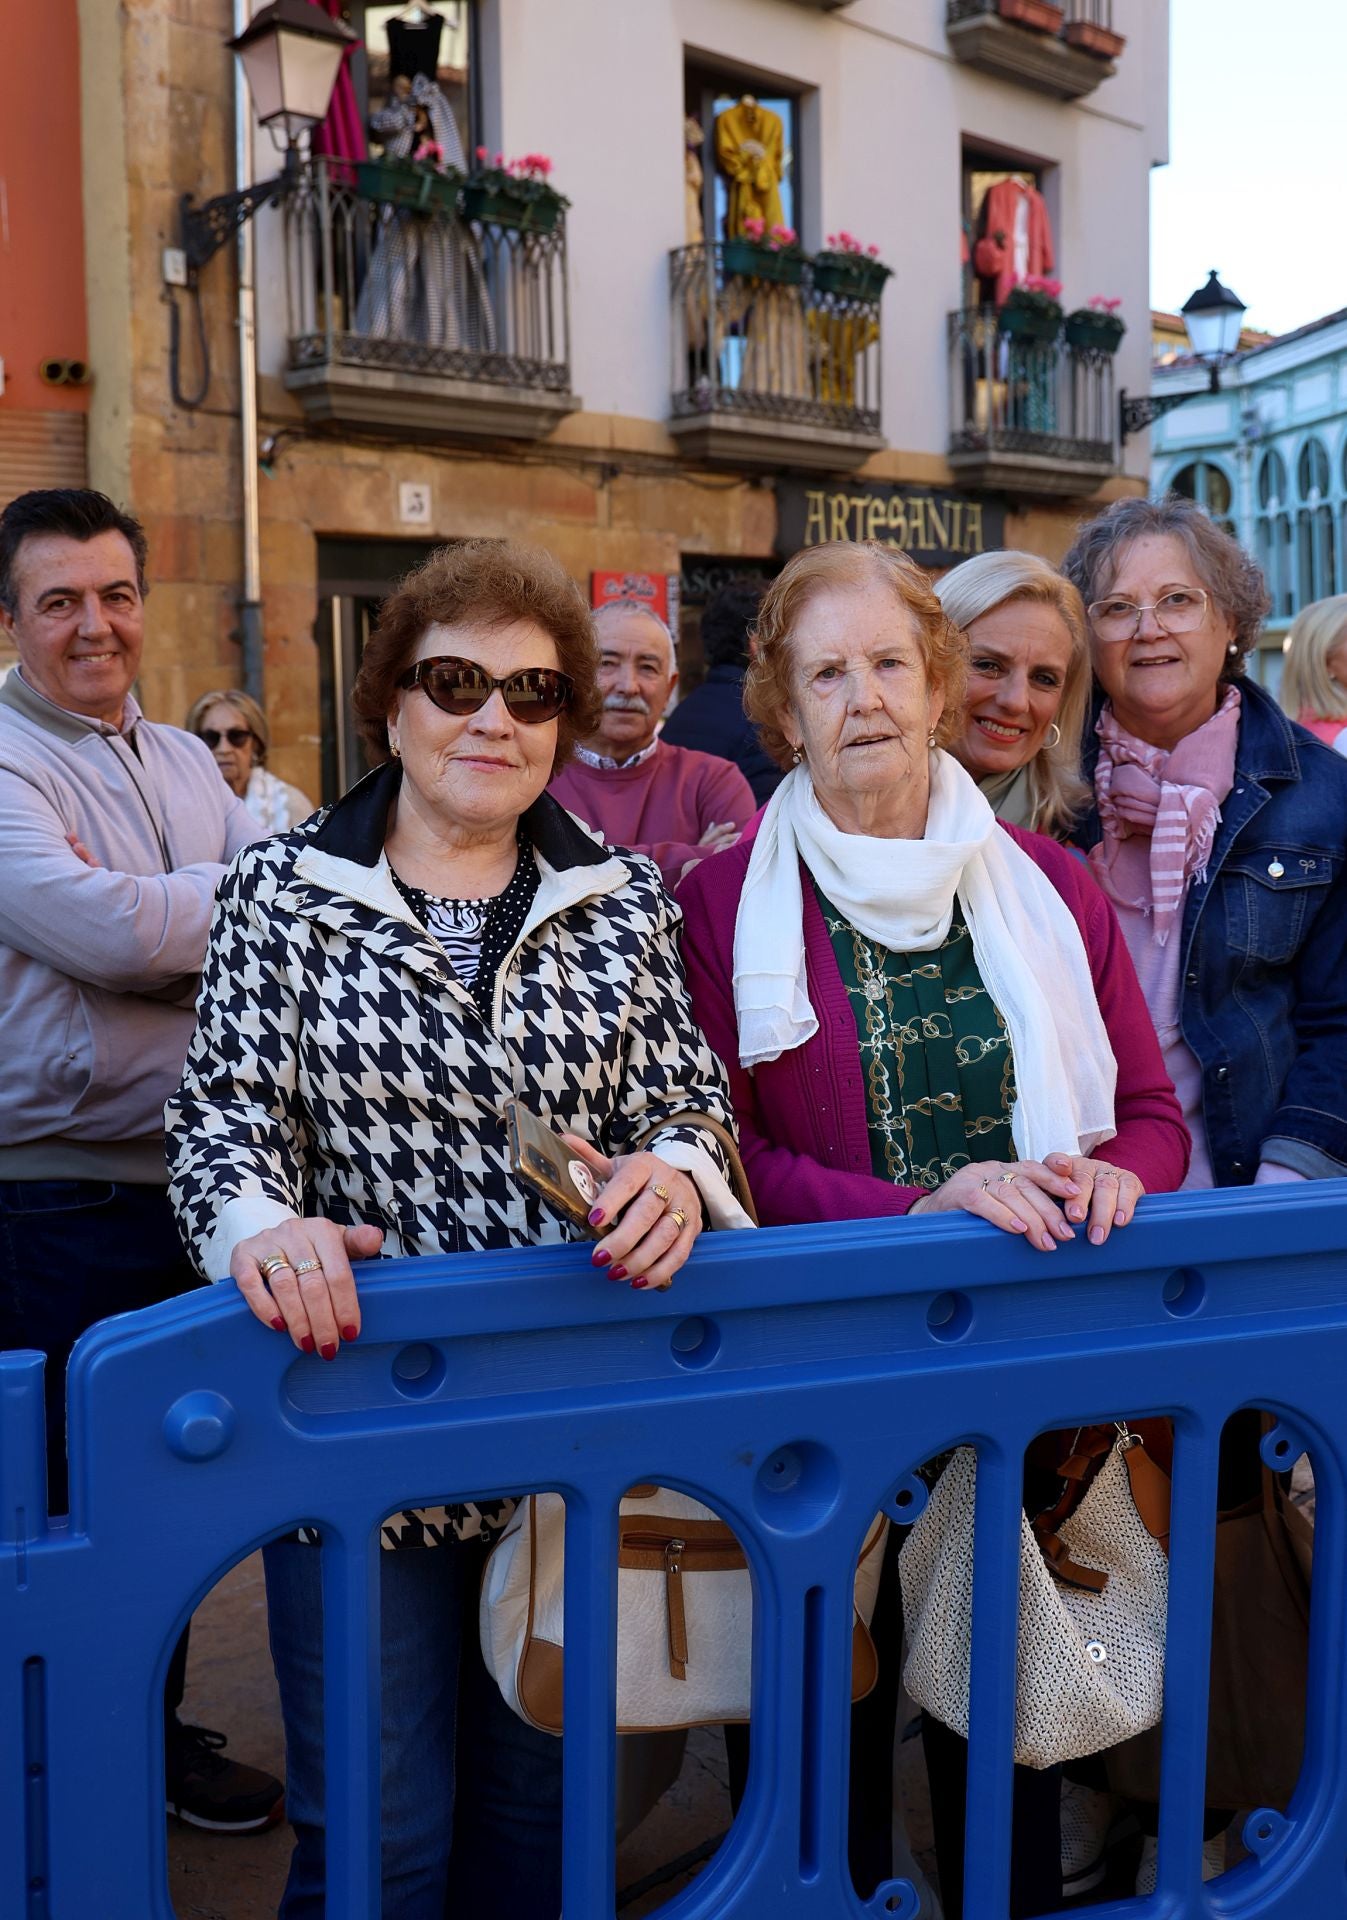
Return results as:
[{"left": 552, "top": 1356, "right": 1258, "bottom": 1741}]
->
[{"left": 815, "top": 887, "right": 1017, "bottom": 1187}]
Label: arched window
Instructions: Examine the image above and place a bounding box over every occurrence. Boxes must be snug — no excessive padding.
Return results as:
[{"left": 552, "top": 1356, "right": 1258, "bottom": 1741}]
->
[
  {"left": 1170, "top": 460, "right": 1234, "bottom": 534},
  {"left": 1256, "top": 450, "right": 1293, "bottom": 621},
  {"left": 1296, "top": 437, "right": 1335, "bottom": 604}
]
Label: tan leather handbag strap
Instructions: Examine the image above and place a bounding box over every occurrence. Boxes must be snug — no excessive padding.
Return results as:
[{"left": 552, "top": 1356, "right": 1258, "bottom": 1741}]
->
[{"left": 627, "top": 1110, "right": 759, "bottom": 1225}]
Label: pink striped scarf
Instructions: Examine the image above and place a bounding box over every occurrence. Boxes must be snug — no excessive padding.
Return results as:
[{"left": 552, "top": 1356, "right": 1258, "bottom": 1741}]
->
[{"left": 1089, "top": 687, "right": 1241, "bottom": 946}]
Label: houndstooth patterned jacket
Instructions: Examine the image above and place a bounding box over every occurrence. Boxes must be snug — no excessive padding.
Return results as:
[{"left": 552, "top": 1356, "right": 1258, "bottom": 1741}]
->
[{"left": 166, "top": 765, "right": 745, "bottom": 1538}]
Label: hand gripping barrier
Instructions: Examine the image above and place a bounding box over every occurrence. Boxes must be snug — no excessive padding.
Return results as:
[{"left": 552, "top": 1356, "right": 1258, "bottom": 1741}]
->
[{"left": 2, "top": 1182, "right": 1346, "bottom": 1918}]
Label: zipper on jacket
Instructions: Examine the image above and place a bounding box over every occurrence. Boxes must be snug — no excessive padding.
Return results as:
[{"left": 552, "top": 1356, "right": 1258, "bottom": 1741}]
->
[{"left": 96, "top": 730, "right": 173, "bottom": 872}]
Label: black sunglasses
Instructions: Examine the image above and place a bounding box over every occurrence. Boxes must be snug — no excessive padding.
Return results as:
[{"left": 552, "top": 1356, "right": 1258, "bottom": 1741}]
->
[
  {"left": 199, "top": 727, "right": 254, "bottom": 750},
  {"left": 398, "top": 656, "right": 574, "bottom": 724}
]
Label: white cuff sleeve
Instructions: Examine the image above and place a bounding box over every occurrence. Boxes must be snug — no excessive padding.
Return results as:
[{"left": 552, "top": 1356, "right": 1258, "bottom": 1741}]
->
[
  {"left": 644, "top": 1135, "right": 756, "bottom": 1232},
  {"left": 200, "top": 1196, "right": 301, "bottom": 1284}
]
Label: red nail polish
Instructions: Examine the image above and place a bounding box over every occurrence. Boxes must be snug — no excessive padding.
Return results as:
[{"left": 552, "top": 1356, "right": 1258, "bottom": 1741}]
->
[
  {"left": 588, "top": 1207, "right": 605, "bottom": 1226},
  {"left": 341, "top": 1324, "right": 359, "bottom": 1341},
  {"left": 611, "top": 1265, "right": 628, "bottom": 1282},
  {"left": 592, "top": 1248, "right": 612, "bottom": 1268},
  {"left": 320, "top": 1342, "right": 337, "bottom": 1361},
  {"left": 631, "top": 1277, "right": 649, "bottom": 1289},
  {"left": 300, "top": 1335, "right": 316, "bottom": 1354},
  {"left": 271, "top": 1316, "right": 286, "bottom": 1331}
]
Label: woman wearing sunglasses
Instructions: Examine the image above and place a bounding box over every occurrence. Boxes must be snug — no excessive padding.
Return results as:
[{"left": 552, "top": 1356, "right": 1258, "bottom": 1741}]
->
[
  {"left": 184, "top": 686, "right": 314, "bottom": 832},
  {"left": 166, "top": 541, "right": 747, "bottom": 1918}
]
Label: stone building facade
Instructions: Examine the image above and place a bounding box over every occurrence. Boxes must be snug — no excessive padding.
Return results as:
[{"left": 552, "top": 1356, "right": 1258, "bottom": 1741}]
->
[{"left": 4, "top": 0, "right": 1168, "bottom": 801}]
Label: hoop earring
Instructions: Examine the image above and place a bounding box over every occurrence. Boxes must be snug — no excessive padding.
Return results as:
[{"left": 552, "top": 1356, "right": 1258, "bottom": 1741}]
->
[
  {"left": 389, "top": 739, "right": 401, "bottom": 759},
  {"left": 1046, "top": 723, "right": 1062, "bottom": 749}
]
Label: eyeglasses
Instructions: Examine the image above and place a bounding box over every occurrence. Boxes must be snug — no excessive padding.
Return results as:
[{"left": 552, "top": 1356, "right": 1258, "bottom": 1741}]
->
[
  {"left": 199, "top": 727, "right": 255, "bottom": 750},
  {"left": 397, "top": 657, "right": 574, "bottom": 723},
  {"left": 1087, "top": 588, "right": 1211, "bottom": 644}
]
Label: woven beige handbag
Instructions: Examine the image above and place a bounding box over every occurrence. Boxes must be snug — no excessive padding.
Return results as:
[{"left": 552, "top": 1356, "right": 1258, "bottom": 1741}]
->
[{"left": 899, "top": 1433, "right": 1169, "bottom": 1769}]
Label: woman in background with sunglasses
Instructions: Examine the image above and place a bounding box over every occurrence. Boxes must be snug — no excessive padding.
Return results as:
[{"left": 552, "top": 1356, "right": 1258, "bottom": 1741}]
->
[
  {"left": 184, "top": 686, "right": 314, "bottom": 832},
  {"left": 166, "top": 541, "right": 746, "bottom": 1919}
]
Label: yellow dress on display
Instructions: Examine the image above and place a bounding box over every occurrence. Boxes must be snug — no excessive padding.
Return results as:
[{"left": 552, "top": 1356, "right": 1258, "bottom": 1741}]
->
[{"left": 714, "top": 98, "right": 786, "bottom": 238}]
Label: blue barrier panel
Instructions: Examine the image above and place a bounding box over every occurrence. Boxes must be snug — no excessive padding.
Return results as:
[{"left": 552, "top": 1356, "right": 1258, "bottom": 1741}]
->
[{"left": 1, "top": 1183, "right": 1345, "bottom": 1918}]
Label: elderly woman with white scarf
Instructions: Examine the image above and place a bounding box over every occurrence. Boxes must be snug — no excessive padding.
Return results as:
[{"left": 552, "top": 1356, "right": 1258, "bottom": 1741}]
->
[{"left": 676, "top": 539, "right": 1188, "bottom": 1917}]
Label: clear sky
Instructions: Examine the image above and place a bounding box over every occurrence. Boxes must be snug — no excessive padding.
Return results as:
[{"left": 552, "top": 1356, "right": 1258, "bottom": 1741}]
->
[{"left": 1151, "top": 0, "right": 1342, "bottom": 337}]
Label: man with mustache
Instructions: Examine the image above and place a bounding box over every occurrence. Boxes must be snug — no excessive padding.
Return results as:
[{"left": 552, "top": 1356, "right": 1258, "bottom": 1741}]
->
[{"left": 549, "top": 599, "right": 756, "bottom": 886}]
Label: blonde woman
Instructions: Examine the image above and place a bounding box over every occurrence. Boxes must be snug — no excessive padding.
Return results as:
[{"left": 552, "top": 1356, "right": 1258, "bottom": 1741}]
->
[
  {"left": 1278, "top": 593, "right": 1347, "bottom": 752},
  {"left": 185, "top": 687, "right": 314, "bottom": 833},
  {"left": 935, "top": 550, "right": 1091, "bottom": 838}
]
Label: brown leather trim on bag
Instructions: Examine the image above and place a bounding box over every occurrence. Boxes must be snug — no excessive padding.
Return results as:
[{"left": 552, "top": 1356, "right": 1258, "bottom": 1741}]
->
[
  {"left": 1122, "top": 1435, "right": 1172, "bottom": 1551},
  {"left": 518, "top": 1635, "right": 564, "bottom": 1735},
  {"left": 626, "top": 1110, "right": 759, "bottom": 1224}
]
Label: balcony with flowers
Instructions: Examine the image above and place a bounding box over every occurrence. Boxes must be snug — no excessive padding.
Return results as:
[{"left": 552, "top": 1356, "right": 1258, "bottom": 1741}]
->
[
  {"left": 947, "top": 280, "right": 1124, "bottom": 496},
  {"left": 668, "top": 225, "right": 890, "bottom": 471},
  {"left": 280, "top": 147, "right": 580, "bottom": 442},
  {"left": 946, "top": 0, "right": 1125, "bottom": 99}
]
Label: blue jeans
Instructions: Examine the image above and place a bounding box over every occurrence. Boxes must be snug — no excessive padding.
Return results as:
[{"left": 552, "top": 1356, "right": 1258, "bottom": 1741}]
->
[{"left": 264, "top": 1536, "right": 563, "bottom": 1919}]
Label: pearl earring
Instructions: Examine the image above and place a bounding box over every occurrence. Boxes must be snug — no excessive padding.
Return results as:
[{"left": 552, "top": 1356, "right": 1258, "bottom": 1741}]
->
[
  {"left": 1227, "top": 641, "right": 1239, "bottom": 657},
  {"left": 927, "top": 730, "right": 937, "bottom": 749}
]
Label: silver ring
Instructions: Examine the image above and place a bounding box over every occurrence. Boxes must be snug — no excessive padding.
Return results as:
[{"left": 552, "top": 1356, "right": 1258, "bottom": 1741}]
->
[
  {"left": 293, "top": 1258, "right": 323, "bottom": 1277},
  {"left": 258, "top": 1252, "right": 292, "bottom": 1281},
  {"left": 980, "top": 1176, "right": 991, "bottom": 1191}
]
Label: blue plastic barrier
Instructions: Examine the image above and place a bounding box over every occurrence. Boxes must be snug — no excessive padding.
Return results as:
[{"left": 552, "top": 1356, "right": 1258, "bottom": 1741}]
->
[{"left": 2, "top": 1182, "right": 1345, "bottom": 1918}]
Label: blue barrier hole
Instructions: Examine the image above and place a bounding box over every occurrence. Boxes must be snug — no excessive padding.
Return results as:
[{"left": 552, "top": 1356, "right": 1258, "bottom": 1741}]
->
[
  {"left": 391, "top": 1343, "right": 447, "bottom": 1399},
  {"left": 753, "top": 1441, "right": 841, "bottom": 1532},
  {"left": 1162, "top": 1267, "right": 1205, "bottom": 1317},
  {"left": 670, "top": 1315, "right": 721, "bottom": 1370},
  {"left": 869, "top": 1881, "right": 919, "bottom": 1919},
  {"left": 926, "top": 1291, "right": 973, "bottom": 1343},
  {"left": 884, "top": 1474, "right": 929, "bottom": 1527}
]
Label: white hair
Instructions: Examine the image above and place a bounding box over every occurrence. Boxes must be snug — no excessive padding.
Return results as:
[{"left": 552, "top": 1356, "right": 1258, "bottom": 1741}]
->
[{"left": 592, "top": 598, "right": 677, "bottom": 674}]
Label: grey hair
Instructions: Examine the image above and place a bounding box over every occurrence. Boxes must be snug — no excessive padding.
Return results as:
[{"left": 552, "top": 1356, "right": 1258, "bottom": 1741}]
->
[
  {"left": 935, "top": 549, "right": 1092, "bottom": 838},
  {"left": 592, "top": 597, "right": 677, "bottom": 673},
  {"left": 1061, "top": 495, "right": 1271, "bottom": 676}
]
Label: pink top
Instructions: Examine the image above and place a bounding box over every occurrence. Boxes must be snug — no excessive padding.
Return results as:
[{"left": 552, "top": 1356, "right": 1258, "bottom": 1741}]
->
[
  {"left": 549, "top": 739, "right": 756, "bottom": 890},
  {"left": 1298, "top": 708, "right": 1347, "bottom": 752},
  {"left": 677, "top": 819, "right": 1190, "bottom": 1227}
]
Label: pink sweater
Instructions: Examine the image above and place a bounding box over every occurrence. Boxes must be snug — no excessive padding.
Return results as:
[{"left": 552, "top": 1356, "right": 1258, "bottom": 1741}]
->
[
  {"left": 676, "top": 819, "right": 1190, "bottom": 1227},
  {"left": 549, "top": 739, "right": 756, "bottom": 889}
]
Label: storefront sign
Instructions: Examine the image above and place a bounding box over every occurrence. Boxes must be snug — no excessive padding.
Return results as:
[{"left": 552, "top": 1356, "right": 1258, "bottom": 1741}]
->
[
  {"left": 776, "top": 483, "right": 1005, "bottom": 567},
  {"left": 590, "top": 570, "right": 680, "bottom": 628}
]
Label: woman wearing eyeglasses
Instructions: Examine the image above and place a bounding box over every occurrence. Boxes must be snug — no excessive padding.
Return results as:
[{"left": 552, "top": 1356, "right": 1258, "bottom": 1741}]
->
[
  {"left": 166, "top": 541, "right": 746, "bottom": 1918},
  {"left": 184, "top": 687, "right": 314, "bottom": 832},
  {"left": 1063, "top": 493, "right": 1347, "bottom": 1892}
]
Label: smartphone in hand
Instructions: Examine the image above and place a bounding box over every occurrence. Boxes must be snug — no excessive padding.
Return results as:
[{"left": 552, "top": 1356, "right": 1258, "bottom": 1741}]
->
[{"left": 503, "top": 1099, "right": 605, "bottom": 1238}]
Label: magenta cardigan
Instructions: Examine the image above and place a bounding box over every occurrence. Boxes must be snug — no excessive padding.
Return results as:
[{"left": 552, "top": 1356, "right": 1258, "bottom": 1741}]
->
[{"left": 676, "top": 819, "right": 1191, "bottom": 1227}]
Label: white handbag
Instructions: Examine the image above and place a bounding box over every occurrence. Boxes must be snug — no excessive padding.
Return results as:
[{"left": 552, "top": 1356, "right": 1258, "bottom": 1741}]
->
[
  {"left": 899, "top": 1435, "right": 1169, "bottom": 1769},
  {"left": 481, "top": 1483, "right": 888, "bottom": 1734}
]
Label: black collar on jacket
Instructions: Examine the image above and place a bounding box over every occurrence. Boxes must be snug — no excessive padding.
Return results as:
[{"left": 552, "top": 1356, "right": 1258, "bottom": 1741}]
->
[{"left": 310, "top": 758, "right": 610, "bottom": 871}]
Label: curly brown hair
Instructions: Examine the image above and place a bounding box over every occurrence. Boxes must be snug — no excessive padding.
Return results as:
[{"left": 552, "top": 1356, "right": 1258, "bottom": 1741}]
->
[
  {"left": 351, "top": 540, "right": 602, "bottom": 774},
  {"left": 745, "top": 542, "right": 969, "bottom": 769}
]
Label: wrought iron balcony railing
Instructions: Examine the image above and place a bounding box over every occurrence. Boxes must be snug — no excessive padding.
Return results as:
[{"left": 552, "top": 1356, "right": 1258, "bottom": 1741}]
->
[
  {"left": 947, "top": 306, "right": 1120, "bottom": 497},
  {"left": 946, "top": 0, "right": 1121, "bottom": 96},
  {"left": 667, "top": 243, "right": 885, "bottom": 470},
  {"left": 278, "top": 157, "right": 577, "bottom": 439}
]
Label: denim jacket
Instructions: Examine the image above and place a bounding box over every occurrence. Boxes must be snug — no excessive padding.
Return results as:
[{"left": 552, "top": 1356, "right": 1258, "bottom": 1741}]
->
[{"left": 1078, "top": 679, "right": 1347, "bottom": 1185}]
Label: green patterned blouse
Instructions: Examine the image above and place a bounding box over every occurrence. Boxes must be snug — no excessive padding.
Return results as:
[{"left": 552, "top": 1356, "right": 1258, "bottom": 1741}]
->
[{"left": 816, "top": 885, "right": 1017, "bottom": 1189}]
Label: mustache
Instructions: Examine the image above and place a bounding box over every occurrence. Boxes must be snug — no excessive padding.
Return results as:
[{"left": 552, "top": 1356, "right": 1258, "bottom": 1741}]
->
[{"left": 602, "top": 693, "right": 651, "bottom": 715}]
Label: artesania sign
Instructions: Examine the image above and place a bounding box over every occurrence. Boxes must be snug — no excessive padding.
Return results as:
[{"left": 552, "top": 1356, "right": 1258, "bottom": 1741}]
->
[{"left": 776, "top": 482, "right": 1005, "bottom": 567}]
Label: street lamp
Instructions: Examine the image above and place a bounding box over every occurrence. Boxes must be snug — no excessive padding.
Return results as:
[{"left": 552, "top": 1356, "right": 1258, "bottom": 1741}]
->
[
  {"left": 179, "top": 0, "right": 354, "bottom": 277},
  {"left": 1120, "top": 270, "right": 1248, "bottom": 444}
]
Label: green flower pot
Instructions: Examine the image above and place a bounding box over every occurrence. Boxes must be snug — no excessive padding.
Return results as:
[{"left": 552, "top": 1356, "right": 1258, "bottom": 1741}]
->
[
  {"left": 461, "top": 183, "right": 562, "bottom": 232},
  {"left": 1064, "top": 311, "right": 1126, "bottom": 354},
  {"left": 811, "top": 254, "right": 892, "bottom": 301},
  {"left": 723, "top": 238, "right": 805, "bottom": 287},
  {"left": 999, "top": 304, "right": 1062, "bottom": 344},
  {"left": 354, "top": 159, "right": 461, "bottom": 215}
]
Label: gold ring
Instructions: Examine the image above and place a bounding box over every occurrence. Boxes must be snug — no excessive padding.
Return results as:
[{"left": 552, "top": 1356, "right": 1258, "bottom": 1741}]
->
[
  {"left": 980, "top": 1176, "right": 991, "bottom": 1191},
  {"left": 651, "top": 1184, "right": 670, "bottom": 1204},
  {"left": 999, "top": 1172, "right": 1017, "bottom": 1186},
  {"left": 669, "top": 1208, "right": 688, "bottom": 1230},
  {"left": 258, "top": 1253, "right": 292, "bottom": 1280},
  {"left": 293, "top": 1258, "right": 323, "bottom": 1277}
]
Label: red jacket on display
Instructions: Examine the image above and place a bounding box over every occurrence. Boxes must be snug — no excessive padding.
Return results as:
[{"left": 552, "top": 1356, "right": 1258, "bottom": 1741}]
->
[{"left": 976, "top": 178, "right": 1055, "bottom": 307}]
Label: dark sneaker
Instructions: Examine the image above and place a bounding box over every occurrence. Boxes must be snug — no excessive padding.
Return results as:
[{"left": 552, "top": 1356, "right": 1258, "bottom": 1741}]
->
[{"left": 165, "top": 1722, "right": 284, "bottom": 1834}]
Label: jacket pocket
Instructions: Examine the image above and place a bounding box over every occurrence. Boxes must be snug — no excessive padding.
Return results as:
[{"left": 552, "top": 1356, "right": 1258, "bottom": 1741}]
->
[{"left": 1225, "top": 848, "right": 1335, "bottom": 968}]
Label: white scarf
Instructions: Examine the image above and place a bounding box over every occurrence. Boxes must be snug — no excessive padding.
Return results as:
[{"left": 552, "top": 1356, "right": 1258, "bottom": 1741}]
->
[{"left": 731, "top": 756, "right": 1118, "bottom": 1163}]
